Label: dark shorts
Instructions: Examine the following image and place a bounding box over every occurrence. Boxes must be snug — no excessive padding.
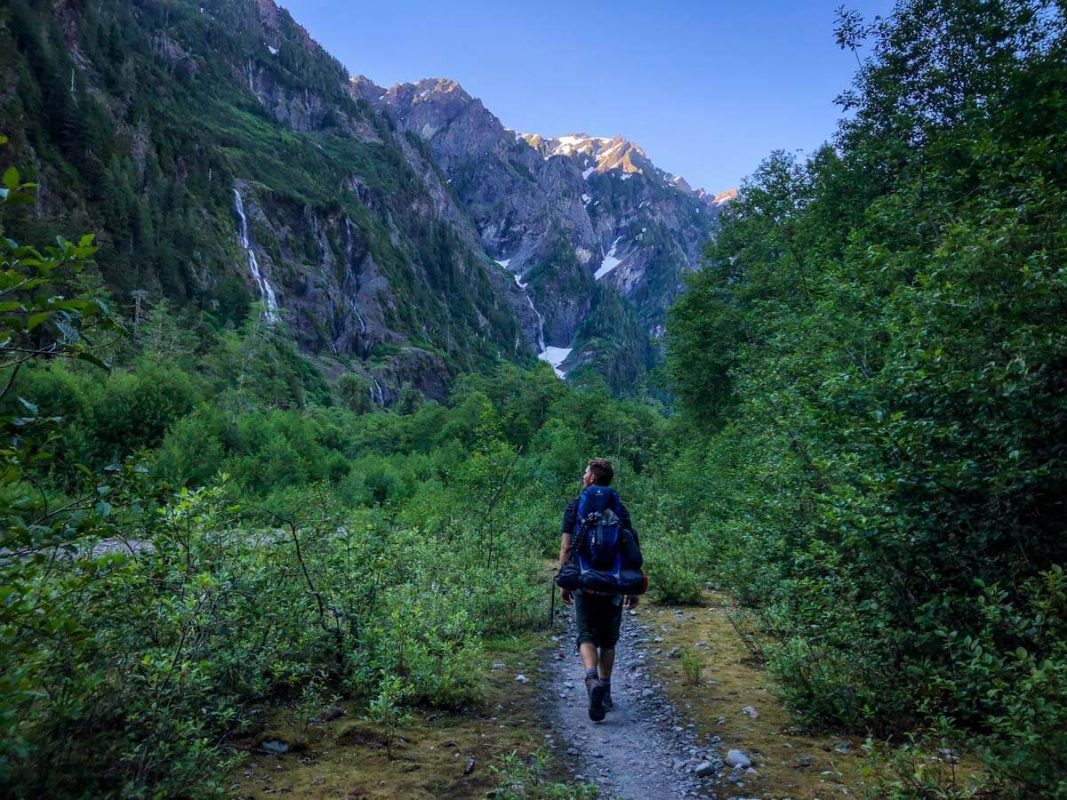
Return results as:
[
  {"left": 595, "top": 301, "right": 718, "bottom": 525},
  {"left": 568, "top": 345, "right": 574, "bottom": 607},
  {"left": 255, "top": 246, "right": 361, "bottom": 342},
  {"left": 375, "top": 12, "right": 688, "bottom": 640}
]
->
[{"left": 574, "top": 591, "right": 623, "bottom": 649}]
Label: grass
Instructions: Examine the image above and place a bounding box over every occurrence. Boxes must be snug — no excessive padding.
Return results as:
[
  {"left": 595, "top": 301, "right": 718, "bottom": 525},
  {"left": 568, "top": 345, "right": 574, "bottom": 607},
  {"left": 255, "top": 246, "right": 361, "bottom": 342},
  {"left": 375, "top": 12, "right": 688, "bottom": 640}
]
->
[
  {"left": 634, "top": 592, "right": 991, "bottom": 800},
  {"left": 229, "top": 632, "right": 568, "bottom": 800}
]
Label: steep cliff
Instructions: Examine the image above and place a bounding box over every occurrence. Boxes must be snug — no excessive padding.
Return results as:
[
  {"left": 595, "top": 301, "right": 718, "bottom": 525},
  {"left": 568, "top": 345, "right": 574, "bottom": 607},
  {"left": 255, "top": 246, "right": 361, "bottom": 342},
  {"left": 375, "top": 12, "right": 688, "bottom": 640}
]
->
[
  {"left": 0, "top": 0, "right": 525, "bottom": 400},
  {"left": 0, "top": 0, "right": 728, "bottom": 396}
]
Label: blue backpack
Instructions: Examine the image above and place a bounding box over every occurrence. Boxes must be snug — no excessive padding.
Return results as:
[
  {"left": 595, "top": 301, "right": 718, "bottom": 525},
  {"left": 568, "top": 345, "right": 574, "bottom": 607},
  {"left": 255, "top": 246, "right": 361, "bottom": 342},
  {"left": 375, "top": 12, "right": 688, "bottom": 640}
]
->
[
  {"left": 555, "top": 485, "right": 647, "bottom": 595},
  {"left": 573, "top": 485, "right": 623, "bottom": 574}
]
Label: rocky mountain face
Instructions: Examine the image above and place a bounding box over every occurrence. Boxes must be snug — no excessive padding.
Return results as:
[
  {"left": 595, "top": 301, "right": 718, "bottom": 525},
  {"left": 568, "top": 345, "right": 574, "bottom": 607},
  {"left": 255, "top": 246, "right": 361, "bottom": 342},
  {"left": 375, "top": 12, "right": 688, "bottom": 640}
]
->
[
  {"left": 1, "top": 0, "right": 728, "bottom": 398},
  {"left": 356, "top": 77, "right": 726, "bottom": 384}
]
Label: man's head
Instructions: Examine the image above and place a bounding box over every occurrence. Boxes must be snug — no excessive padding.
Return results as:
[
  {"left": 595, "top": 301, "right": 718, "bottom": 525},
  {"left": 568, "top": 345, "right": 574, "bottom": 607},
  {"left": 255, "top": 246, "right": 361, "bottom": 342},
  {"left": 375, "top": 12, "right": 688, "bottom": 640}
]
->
[{"left": 582, "top": 458, "right": 614, "bottom": 488}]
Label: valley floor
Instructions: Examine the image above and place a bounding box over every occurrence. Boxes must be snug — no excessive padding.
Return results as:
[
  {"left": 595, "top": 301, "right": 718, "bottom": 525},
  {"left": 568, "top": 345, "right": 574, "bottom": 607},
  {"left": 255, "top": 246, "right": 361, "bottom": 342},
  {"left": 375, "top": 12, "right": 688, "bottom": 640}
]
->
[{"left": 231, "top": 592, "right": 978, "bottom": 800}]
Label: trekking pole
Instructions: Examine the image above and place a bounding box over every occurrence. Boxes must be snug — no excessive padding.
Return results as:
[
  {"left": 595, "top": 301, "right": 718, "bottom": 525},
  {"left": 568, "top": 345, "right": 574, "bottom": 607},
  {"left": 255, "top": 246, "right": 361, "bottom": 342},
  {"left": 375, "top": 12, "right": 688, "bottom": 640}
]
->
[{"left": 549, "top": 573, "right": 556, "bottom": 627}]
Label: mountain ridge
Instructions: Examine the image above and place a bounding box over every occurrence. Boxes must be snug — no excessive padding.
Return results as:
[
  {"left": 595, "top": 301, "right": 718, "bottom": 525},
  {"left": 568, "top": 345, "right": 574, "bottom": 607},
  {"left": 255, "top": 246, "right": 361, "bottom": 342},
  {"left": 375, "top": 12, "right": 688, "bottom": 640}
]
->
[
  {"left": 356, "top": 73, "right": 731, "bottom": 383},
  {"left": 1, "top": 0, "right": 731, "bottom": 395}
]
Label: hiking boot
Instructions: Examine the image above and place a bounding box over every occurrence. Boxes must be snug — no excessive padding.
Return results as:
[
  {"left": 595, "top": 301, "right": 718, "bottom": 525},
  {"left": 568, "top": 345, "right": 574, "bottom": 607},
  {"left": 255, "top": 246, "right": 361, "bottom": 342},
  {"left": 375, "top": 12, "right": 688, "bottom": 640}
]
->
[
  {"left": 601, "top": 680, "right": 614, "bottom": 712},
  {"left": 586, "top": 673, "right": 606, "bottom": 722},
  {"left": 584, "top": 669, "right": 598, "bottom": 699}
]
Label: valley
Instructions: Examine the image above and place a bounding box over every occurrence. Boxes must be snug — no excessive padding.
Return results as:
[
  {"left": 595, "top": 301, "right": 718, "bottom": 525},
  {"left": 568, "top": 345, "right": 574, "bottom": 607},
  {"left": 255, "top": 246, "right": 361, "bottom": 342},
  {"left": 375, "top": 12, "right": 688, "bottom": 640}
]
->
[{"left": 1, "top": 0, "right": 1063, "bottom": 798}]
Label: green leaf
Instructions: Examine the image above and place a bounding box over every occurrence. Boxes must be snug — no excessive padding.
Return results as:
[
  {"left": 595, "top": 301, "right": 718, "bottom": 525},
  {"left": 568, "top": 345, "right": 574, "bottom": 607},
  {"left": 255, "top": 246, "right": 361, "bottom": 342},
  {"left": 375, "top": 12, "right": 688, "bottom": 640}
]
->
[
  {"left": 2, "top": 167, "right": 20, "bottom": 191},
  {"left": 26, "top": 311, "right": 52, "bottom": 331}
]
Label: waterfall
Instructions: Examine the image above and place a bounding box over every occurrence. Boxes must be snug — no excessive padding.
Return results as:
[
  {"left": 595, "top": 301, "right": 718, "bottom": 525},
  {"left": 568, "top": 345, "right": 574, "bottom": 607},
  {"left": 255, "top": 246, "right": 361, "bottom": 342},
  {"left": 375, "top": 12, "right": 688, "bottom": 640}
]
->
[
  {"left": 502, "top": 262, "right": 569, "bottom": 378},
  {"left": 511, "top": 272, "right": 545, "bottom": 353},
  {"left": 233, "top": 188, "right": 279, "bottom": 322},
  {"left": 344, "top": 218, "right": 367, "bottom": 335},
  {"left": 370, "top": 376, "right": 385, "bottom": 406},
  {"left": 514, "top": 272, "right": 571, "bottom": 379}
]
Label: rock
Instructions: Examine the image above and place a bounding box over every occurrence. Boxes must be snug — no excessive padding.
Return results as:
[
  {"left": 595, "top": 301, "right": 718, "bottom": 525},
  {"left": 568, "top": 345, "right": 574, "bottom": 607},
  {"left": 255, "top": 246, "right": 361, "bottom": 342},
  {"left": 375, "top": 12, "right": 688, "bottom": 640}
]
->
[
  {"left": 794, "top": 754, "right": 816, "bottom": 768},
  {"left": 694, "top": 761, "right": 717, "bottom": 777},
  {"left": 441, "top": 739, "right": 457, "bottom": 748},
  {"left": 668, "top": 646, "right": 682, "bottom": 659},
  {"left": 741, "top": 705, "right": 759, "bottom": 719},
  {"left": 515, "top": 674, "right": 530, "bottom": 684},
  {"left": 642, "top": 688, "right": 654, "bottom": 697},
  {"left": 316, "top": 705, "right": 345, "bottom": 722},
  {"left": 834, "top": 742, "right": 851, "bottom": 753},
  {"left": 725, "top": 749, "right": 752, "bottom": 769},
  {"left": 491, "top": 662, "right": 506, "bottom": 671},
  {"left": 261, "top": 739, "right": 289, "bottom": 755},
  {"left": 716, "top": 715, "right": 727, "bottom": 726},
  {"left": 464, "top": 755, "right": 476, "bottom": 775}
]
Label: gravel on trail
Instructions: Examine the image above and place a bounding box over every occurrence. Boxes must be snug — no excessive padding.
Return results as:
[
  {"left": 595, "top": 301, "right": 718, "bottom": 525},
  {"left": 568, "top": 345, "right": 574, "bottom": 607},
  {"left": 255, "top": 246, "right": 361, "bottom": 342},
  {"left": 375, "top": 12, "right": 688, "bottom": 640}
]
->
[{"left": 540, "top": 604, "right": 724, "bottom": 800}]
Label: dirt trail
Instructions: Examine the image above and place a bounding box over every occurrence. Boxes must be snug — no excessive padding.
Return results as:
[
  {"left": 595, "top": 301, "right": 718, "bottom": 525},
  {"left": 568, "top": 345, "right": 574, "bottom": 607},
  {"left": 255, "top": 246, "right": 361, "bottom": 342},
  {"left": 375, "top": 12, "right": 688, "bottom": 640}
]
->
[{"left": 543, "top": 604, "right": 721, "bottom": 800}]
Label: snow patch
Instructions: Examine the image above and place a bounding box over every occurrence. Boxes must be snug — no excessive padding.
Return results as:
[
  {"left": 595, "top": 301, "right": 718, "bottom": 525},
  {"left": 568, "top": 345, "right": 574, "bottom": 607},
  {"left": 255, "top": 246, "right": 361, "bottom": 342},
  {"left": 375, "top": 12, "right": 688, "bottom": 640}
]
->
[
  {"left": 495, "top": 258, "right": 511, "bottom": 269},
  {"left": 538, "top": 346, "right": 572, "bottom": 379},
  {"left": 594, "top": 237, "right": 624, "bottom": 280},
  {"left": 620, "top": 173, "right": 633, "bottom": 181},
  {"left": 581, "top": 193, "right": 592, "bottom": 204},
  {"left": 575, "top": 246, "right": 594, "bottom": 264},
  {"left": 267, "top": 45, "right": 279, "bottom": 55},
  {"left": 582, "top": 166, "right": 596, "bottom": 180},
  {"left": 556, "top": 135, "right": 586, "bottom": 147}
]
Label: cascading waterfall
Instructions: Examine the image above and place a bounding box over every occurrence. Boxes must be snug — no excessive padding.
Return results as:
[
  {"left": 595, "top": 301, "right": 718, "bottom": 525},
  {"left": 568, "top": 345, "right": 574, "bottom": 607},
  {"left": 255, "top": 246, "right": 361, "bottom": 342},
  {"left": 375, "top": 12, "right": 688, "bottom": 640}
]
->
[
  {"left": 513, "top": 272, "right": 545, "bottom": 353},
  {"left": 233, "top": 187, "right": 279, "bottom": 322},
  {"left": 511, "top": 268, "right": 571, "bottom": 379},
  {"left": 370, "top": 376, "right": 385, "bottom": 406},
  {"left": 344, "top": 218, "right": 367, "bottom": 336}
]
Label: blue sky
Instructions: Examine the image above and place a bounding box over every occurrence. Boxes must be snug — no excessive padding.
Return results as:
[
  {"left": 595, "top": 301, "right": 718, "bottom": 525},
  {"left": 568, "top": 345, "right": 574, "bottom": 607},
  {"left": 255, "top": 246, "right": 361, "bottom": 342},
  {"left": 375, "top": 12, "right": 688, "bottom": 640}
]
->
[{"left": 282, "top": 1, "right": 894, "bottom": 192}]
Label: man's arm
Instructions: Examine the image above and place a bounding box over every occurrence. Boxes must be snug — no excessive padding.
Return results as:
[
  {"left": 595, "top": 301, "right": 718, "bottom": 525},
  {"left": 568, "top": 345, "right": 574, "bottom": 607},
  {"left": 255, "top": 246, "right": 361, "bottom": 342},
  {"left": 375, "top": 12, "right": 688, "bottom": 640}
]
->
[
  {"left": 559, "top": 500, "right": 578, "bottom": 604},
  {"left": 619, "top": 500, "right": 640, "bottom": 608}
]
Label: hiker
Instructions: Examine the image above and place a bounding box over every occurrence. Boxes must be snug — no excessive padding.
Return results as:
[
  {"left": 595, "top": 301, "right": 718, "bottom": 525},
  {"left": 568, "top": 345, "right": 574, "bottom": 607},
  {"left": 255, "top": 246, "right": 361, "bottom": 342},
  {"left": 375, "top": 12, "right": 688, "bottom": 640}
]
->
[{"left": 559, "top": 458, "right": 640, "bottom": 722}]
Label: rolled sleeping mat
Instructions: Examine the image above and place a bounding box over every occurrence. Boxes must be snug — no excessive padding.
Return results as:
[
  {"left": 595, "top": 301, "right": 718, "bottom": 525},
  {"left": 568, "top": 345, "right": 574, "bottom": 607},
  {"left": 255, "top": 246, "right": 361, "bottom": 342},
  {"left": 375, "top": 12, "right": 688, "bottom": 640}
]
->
[{"left": 578, "top": 568, "right": 649, "bottom": 595}]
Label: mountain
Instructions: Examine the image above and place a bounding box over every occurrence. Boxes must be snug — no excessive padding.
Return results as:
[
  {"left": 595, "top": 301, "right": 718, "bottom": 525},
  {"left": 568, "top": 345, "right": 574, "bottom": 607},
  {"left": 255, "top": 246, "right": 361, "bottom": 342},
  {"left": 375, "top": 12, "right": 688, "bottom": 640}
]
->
[
  {"left": 358, "top": 77, "right": 725, "bottom": 384},
  {"left": 0, "top": 0, "right": 729, "bottom": 397}
]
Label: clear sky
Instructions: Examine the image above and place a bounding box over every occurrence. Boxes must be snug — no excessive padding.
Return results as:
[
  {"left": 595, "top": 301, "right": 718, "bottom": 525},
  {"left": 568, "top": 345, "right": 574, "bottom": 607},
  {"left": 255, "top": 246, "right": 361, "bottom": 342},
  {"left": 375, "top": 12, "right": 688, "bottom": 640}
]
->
[{"left": 281, "top": 0, "right": 894, "bottom": 193}]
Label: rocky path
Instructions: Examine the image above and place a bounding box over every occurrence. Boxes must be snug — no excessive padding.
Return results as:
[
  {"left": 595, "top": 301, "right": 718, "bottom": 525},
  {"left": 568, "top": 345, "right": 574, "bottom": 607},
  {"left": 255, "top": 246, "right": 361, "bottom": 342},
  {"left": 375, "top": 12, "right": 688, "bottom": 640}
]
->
[{"left": 542, "top": 605, "right": 726, "bottom": 800}]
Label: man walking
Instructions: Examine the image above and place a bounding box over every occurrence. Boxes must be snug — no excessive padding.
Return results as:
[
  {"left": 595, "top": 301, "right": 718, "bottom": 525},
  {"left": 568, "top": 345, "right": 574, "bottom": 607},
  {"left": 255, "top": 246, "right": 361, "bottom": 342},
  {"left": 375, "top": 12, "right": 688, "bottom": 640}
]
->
[{"left": 559, "top": 458, "right": 639, "bottom": 722}]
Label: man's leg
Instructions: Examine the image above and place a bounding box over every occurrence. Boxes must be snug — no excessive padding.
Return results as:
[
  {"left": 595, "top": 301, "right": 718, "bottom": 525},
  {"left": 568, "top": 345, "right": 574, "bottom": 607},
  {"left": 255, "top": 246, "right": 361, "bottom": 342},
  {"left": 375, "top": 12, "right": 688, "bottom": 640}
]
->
[
  {"left": 579, "top": 642, "right": 599, "bottom": 673},
  {"left": 596, "top": 647, "right": 617, "bottom": 711},
  {"left": 598, "top": 601, "right": 623, "bottom": 711},
  {"left": 598, "top": 647, "right": 615, "bottom": 680}
]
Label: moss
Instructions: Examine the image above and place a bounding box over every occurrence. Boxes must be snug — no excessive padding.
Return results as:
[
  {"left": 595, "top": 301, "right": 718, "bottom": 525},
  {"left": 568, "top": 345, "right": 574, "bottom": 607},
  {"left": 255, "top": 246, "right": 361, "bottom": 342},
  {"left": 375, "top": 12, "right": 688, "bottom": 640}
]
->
[
  {"left": 636, "top": 593, "right": 989, "bottom": 799},
  {"left": 230, "top": 636, "right": 565, "bottom": 800}
]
